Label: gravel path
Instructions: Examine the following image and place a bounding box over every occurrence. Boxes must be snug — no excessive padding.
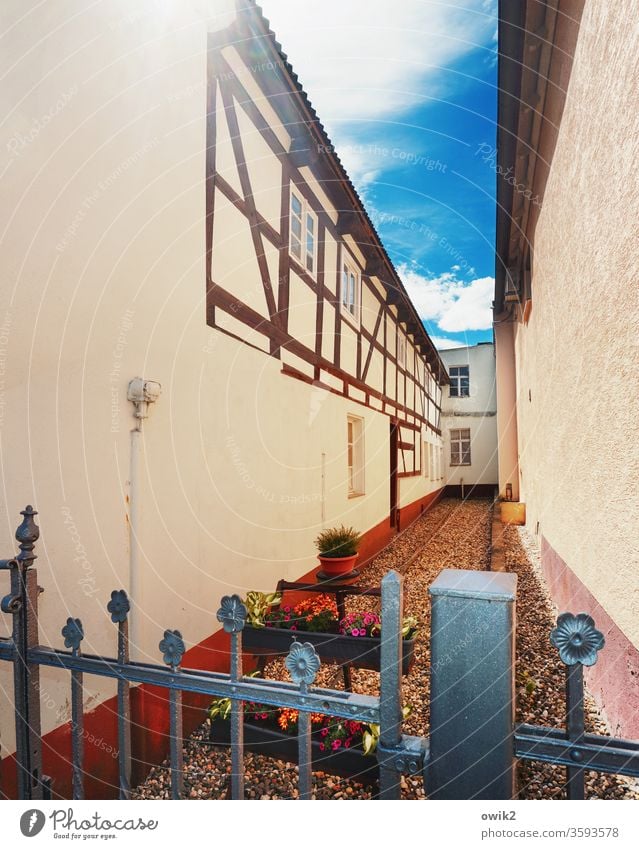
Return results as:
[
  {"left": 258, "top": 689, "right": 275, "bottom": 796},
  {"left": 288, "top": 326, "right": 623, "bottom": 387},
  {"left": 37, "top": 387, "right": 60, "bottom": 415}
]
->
[{"left": 132, "top": 498, "right": 638, "bottom": 800}]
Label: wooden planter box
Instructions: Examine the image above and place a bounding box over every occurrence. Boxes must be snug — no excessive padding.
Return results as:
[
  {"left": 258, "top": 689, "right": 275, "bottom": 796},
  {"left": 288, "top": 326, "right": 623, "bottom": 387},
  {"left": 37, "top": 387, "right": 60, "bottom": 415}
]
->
[
  {"left": 208, "top": 720, "right": 379, "bottom": 786},
  {"left": 242, "top": 625, "right": 415, "bottom": 674}
]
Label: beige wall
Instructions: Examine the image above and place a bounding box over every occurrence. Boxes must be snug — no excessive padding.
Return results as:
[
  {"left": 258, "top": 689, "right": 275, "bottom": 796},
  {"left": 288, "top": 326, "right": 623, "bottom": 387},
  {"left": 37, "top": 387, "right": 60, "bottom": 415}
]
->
[
  {"left": 509, "top": 0, "right": 639, "bottom": 649},
  {"left": 0, "top": 0, "right": 444, "bottom": 755},
  {"left": 494, "top": 322, "right": 520, "bottom": 500}
]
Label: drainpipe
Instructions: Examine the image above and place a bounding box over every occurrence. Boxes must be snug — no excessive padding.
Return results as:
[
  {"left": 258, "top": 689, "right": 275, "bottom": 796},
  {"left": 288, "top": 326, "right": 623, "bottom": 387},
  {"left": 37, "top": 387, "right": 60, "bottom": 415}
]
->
[{"left": 126, "top": 378, "right": 161, "bottom": 654}]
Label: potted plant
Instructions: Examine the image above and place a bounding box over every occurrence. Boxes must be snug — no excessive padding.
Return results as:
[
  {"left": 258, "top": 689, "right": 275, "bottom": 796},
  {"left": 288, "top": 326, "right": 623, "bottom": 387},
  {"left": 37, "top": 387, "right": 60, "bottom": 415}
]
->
[
  {"left": 239, "top": 592, "right": 418, "bottom": 675},
  {"left": 206, "top": 686, "right": 412, "bottom": 787},
  {"left": 315, "top": 525, "right": 362, "bottom": 580}
]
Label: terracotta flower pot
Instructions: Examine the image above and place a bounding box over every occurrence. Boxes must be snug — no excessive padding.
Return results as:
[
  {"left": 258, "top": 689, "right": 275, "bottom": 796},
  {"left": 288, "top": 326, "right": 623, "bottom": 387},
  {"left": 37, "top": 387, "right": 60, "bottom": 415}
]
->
[{"left": 317, "top": 553, "right": 359, "bottom": 580}]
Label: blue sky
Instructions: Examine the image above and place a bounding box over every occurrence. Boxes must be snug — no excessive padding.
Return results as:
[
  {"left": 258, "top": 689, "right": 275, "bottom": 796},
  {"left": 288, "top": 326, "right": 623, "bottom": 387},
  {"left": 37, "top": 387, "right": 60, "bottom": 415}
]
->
[{"left": 259, "top": 0, "right": 497, "bottom": 348}]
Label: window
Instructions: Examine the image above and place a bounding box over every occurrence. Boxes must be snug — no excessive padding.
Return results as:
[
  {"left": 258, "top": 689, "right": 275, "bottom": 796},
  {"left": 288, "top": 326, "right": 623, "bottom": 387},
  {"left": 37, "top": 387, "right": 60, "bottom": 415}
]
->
[
  {"left": 423, "top": 441, "right": 429, "bottom": 478},
  {"left": 289, "top": 190, "right": 317, "bottom": 276},
  {"left": 439, "top": 446, "right": 444, "bottom": 480},
  {"left": 341, "top": 258, "right": 360, "bottom": 324},
  {"left": 449, "top": 365, "right": 470, "bottom": 397},
  {"left": 347, "top": 415, "right": 365, "bottom": 496},
  {"left": 429, "top": 444, "right": 435, "bottom": 482},
  {"left": 450, "top": 428, "right": 471, "bottom": 466},
  {"left": 397, "top": 333, "right": 406, "bottom": 369}
]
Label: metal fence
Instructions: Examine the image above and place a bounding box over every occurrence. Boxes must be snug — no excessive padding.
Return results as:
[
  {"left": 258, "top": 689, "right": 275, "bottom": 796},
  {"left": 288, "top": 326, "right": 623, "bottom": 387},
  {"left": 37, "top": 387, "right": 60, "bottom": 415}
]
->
[{"left": 1, "top": 505, "right": 638, "bottom": 801}]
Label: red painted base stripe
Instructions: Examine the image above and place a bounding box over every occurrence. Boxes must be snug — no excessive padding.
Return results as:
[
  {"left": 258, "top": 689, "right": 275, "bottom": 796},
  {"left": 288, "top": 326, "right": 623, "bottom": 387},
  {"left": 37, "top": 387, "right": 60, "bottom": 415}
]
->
[{"left": 541, "top": 536, "right": 639, "bottom": 740}]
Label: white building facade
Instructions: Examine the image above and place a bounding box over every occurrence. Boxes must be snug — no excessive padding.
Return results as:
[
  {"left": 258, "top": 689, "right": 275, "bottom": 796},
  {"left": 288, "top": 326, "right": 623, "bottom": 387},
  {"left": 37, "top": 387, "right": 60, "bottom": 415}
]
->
[{"left": 439, "top": 343, "right": 498, "bottom": 498}]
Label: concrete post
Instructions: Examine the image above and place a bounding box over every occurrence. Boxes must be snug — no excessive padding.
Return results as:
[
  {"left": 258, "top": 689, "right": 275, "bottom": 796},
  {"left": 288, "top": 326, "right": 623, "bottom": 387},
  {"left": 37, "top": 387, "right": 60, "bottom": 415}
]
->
[{"left": 428, "top": 568, "right": 517, "bottom": 800}]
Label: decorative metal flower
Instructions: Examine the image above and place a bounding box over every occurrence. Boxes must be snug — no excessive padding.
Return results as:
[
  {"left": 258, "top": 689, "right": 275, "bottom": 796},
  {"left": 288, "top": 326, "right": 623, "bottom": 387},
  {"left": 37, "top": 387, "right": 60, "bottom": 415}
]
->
[
  {"left": 550, "top": 612, "right": 605, "bottom": 667},
  {"left": 61, "top": 617, "right": 84, "bottom": 653},
  {"left": 216, "top": 594, "right": 247, "bottom": 633},
  {"left": 107, "top": 590, "right": 130, "bottom": 623},
  {"left": 159, "top": 629, "right": 185, "bottom": 668},
  {"left": 285, "top": 641, "right": 320, "bottom": 686}
]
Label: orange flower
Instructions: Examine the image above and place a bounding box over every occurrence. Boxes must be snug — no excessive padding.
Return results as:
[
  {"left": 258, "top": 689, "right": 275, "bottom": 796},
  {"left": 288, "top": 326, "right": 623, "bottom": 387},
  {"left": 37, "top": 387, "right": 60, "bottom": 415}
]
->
[
  {"left": 277, "top": 708, "right": 299, "bottom": 731},
  {"left": 293, "top": 594, "right": 338, "bottom": 619}
]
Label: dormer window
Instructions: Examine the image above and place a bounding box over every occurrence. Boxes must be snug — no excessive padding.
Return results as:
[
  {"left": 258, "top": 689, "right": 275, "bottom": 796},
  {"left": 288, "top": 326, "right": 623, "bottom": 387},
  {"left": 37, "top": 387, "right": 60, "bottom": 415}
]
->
[{"left": 290, "top": 190, "right": 317, "bottom": 276}]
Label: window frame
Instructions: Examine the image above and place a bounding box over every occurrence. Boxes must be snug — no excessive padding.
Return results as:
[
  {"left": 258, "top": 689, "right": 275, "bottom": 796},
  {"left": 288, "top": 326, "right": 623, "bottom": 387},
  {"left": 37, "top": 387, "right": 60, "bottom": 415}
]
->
[
  {"left": 340, "top": 253, "right": 361, "bottom": 328},
  {"left": 347, "top": 415, "right": 365, "bottom": 497},
  {"left": 450, "top": 428, "right": 471, "bottom": 467},
  {"left": 449, "top": 365, "right": 470, "bottom": 398},
  {"left": 289, "top": 189, "right": 318, "bottom": 278}
]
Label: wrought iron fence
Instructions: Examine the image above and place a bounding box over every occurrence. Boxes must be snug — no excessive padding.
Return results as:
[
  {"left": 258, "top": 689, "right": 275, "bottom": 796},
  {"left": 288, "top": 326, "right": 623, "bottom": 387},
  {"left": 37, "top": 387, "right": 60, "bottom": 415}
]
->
[{"left": 1, "top": 505, "right": 638, "bottom": 801}]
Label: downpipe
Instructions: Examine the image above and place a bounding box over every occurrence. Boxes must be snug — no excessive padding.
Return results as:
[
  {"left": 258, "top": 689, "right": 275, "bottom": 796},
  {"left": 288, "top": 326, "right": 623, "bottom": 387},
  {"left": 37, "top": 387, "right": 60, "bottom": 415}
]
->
[{"left": 127, "top": 378, "right": 161, "bottom": 655}]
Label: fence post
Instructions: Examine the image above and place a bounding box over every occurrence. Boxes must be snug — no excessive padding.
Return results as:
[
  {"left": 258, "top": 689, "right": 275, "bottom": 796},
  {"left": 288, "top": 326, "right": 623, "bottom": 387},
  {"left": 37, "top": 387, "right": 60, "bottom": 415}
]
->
[
  {"left": 378, "top": 570, "right": 403, "bottom": 799},
  {"left": 11, "top": 506, "right": 45, "bottom": 800},
  {"left": 428, "top": 568, "right": 517, "bottom": 800}
]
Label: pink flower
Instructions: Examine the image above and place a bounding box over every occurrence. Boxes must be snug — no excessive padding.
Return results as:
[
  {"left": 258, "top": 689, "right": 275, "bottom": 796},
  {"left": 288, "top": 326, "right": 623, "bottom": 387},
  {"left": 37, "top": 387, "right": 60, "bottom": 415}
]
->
[
  {"left": 290, "top": 625, "right": 297, "bottom": 630},
  {"left": 261, "top": 713, "right": 268, "bottom": 720},
  {"left": 344, "top": 739, "right": 351, "bottom": 748},
  {"left": 320, "top": 727, "right": 328, "bottom": 737},
  {"left": 332, "top": 739, "right": 341, "bottom": 750},
  {"left": 284, "top": 615, "right": 290, "bottom": 621},
  {"left": 283, "top": 606, "right": 291, "bottom": 613},
  {"left": 319, "top": 743, "right": 325, "bottom": 751},
  {"left": 351, "top": 628, "right": 359, "bottom": 637}
]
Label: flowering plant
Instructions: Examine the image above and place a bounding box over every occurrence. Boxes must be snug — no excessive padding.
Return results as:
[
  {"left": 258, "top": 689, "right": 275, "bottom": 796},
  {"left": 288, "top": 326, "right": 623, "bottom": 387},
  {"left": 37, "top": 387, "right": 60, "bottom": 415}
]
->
[
  {"left": 339, "top": 611, "right": 380, "bottom": 638},
  {"left": 209, "top": 695, "right": 376, "bottom": 755},
  {"left": 243, "top": 591, "right": 418, "bottom": 640},
  {"left": 264, "top": 594, "right": 339, "bottom": 633},
  {"left": 208, "top": 686, "right": 412, "bottom": 758}
]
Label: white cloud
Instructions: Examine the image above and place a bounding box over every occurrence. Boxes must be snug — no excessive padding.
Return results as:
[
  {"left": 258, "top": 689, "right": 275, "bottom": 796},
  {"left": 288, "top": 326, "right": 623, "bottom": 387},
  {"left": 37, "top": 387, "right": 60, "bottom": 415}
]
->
[
  {"left": 398, "top": 263, "right": 494, "bottom": 332},
  {"left": 429, "top": 335, "right": 464, "bottom": 350},
  {"left": 259, "top": 0, "right": 496, "bottom": 125}
]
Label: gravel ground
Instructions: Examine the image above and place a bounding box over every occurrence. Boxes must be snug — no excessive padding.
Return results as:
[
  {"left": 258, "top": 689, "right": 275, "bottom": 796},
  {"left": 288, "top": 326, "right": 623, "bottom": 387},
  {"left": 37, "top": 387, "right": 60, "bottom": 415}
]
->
[{"left": 133, "top": 498, "right": 638, "bottom": 800}]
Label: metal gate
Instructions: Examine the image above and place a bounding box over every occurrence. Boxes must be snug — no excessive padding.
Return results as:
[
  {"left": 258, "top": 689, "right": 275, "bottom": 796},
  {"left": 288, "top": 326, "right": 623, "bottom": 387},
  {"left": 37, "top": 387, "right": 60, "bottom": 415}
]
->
[{"left": 1, "top": 505, "right": 638, "bottom": 800}]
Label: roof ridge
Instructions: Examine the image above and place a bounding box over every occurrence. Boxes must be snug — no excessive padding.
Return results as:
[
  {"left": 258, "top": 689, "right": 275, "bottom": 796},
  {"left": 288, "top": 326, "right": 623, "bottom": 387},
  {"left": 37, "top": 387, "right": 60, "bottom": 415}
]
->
[{"left": 234, "top": 0, "right": 448, "bottom": 381}]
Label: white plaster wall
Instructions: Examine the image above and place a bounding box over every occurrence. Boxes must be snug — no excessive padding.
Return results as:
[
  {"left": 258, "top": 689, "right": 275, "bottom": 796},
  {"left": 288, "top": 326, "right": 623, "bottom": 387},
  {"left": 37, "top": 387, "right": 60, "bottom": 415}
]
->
[
  {"left": 440, "top": 344, "right": 498, "bottom": 487},
  {"left": 440, "top": 343, "right": 496, "bottom": 413},
  {"left": 512, "top": 0, "right": 639, "bottom": 648},
  {"left": 0, "top": 0, "right": 444, "bottom": 754}
]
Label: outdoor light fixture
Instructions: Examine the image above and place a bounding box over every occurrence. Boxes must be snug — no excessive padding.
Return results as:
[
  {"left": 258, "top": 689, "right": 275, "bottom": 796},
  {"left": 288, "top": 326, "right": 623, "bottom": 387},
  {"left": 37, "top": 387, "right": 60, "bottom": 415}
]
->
[{"left": 127, "top": 377, "right": 162, "bottom": 419}]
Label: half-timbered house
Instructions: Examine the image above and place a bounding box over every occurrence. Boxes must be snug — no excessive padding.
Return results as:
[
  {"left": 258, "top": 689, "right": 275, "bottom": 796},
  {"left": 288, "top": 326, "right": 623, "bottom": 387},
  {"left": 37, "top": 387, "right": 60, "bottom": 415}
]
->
[
  {"left": 0, "top": 0, "right": 447, "bottom": 796},
  {"left": 206, "top": 0, "right": 448, "bottom": 542}
]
